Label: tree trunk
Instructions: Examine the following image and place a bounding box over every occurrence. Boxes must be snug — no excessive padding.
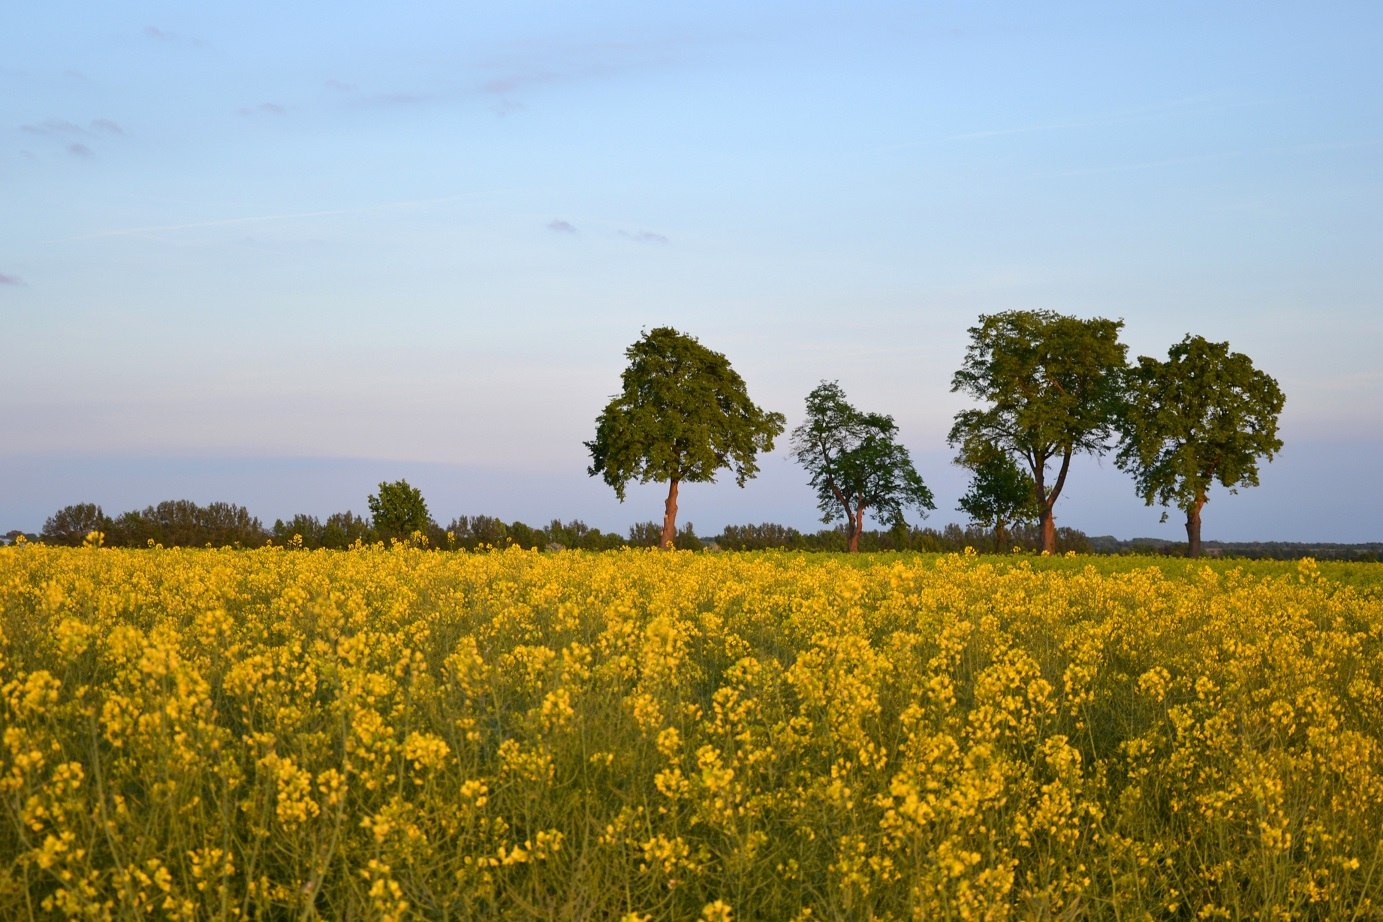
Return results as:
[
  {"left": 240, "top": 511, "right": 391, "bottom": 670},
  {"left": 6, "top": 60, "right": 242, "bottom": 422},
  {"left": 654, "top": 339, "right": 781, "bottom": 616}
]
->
[
  {"left": 1040, "top": 509, "right": 1057, "bottom": 554},
  {"left": 1043, "top": 450, "right": 1074, "bottom": 554},
  {"left": 660, "top": 478, "right": 680, "bottom": 550},
  {"left": 848, "top": 504, "right": 864, "bottom": 553},
  {"left": 1185, "top": 491, "right": 1207, "bottom": 558},
  {"left": 994, "top": 518, "right": 1009, "bottom": 553}
]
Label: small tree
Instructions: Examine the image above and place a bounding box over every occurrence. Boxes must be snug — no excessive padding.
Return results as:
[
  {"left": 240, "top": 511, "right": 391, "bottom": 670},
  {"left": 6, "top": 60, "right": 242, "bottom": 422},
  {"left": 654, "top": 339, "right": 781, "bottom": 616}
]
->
[
  {"left": 949, "top": 310, "right": 1127, "bottom": 554},
  {"left": 1116, "top": 334, "right": 1284, "bottom": 557},
  {"left": 791, "top": 381, "right": 936, "bottom": 552},
  {"left": 956, "top": 451, "right": 1038, "bottom": 552},
  {"left": 587, "top": 327, "right": 785, "bottom": 549},
  {"left": 368, "top": 480, "right": 433, "bottom": 542}
]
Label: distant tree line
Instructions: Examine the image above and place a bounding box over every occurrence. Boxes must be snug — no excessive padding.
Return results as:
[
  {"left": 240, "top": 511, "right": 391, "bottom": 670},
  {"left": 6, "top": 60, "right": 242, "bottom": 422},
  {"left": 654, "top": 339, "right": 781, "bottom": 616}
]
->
[
  {"left": 34, "top": 487, "right": 1091, "bottom": 555},
  {"left": 24, "top": 499, "right": 1383, "bottom": 560}
]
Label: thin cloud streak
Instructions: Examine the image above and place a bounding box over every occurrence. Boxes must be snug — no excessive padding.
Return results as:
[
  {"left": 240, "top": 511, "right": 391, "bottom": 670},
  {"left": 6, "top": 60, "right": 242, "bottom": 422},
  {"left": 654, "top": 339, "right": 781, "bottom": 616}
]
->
[
  {"left": 143, "top": 25, "right": 206, "bottom": 47},
  {"left": 620, "top": 229, "right": 670, "bottom": 244},
  {"left": 238, "top": 102, "right": 287, "bottom": 117},
  {"left": 0, "top": 273, "right": 24, "bottom": 286},
  {"left": 885, "top": 95, "right": 1299, "bottom": 151},
  {"left": 61, "top": 192, "right": 508, "bottom": 242},
  {"left": 66, "top": 209, "right": 364, "bottom": 241},
  {"left": 1051, "top": 138, "right": 1383, "bottom": 179}
]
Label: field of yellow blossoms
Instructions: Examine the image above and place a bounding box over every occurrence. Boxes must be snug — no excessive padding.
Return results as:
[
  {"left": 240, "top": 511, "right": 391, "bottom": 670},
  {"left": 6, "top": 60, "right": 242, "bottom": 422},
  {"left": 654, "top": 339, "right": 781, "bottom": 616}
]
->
[{"left": 2, "top": 541, "right": 1381, "bottom": 920}]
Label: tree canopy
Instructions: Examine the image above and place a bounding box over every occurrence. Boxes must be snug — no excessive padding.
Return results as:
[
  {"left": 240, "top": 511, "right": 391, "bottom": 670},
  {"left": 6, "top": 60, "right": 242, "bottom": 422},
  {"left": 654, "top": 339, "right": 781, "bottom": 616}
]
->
[
  {"left": 368, "top": 479, "right": 433, "bottom": 542},
  {"left": 1116, "top": 334, "right": 1284, "bottom": 557},
  {"left": 586, "top": 327, "right": 785, "bottom": 549},
  {"left": 42, "top": 503, "right": 109, "bottom": 546},
  {"left": 956, "top": 450, "right": 1038, "bottom": 552},
  {"left": 949, "top": 310, "right": 1127, "bottom": 554},
  {"left": 791, "top": 381, "right": 935, "bottom": 552}
]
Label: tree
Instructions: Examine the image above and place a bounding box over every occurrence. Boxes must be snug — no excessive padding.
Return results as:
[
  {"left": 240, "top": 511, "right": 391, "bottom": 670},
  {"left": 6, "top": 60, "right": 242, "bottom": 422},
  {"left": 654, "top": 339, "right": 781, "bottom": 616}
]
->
[
  {"left": 367, "top": 480, "right": 433, "bottom": 542},
  {"left": 200, "top": 501, "right": 266, "bottom": 547},
  {"left": 956, "top": 451, "right": 1038, "bottom": 552},
  {"left": 42, "top": 503, "right": 110, "bottom": 546},
  {"left": 445, "top": 515, "right": 510, "bottom": 550},
  {"left": 322, "top": 511, "right": 371, "bottom": 549},
  {"left": 1115, "top": 334, "right": 1284, "bottom": 557},
  {"left": 587, "top": 327, "right": 785, "bottom": 549},
  {"left": 791, "top": 381, "right": 936, "bottom": 552},
  {"left": 949, "top": 310, "right": 1127, "bottom": 554}
]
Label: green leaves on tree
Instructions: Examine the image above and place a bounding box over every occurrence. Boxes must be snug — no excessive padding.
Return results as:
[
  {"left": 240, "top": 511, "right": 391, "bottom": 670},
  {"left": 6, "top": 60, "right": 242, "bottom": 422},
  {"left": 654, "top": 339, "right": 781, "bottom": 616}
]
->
[
  {"left": 587, "top": 327, "right": 785, "bottom": 549},
  {"left": 949, "top": 310, "right": 1128, "bottom": 554},
  {"left": 790, "top": 381, "right": 935, "bottom": 552},
  {"left": 1115, "top": 334, "right": 1284, "bottom": 557},
  {"left": 368, "top": 479, "right": 434, "bottom": 541}
]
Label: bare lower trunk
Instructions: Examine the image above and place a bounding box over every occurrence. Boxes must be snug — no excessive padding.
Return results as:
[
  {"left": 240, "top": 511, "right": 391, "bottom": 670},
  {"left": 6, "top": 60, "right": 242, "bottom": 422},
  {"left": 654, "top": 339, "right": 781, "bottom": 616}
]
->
[
  {"left": 848, "top": 505, "right": 864, "bottom": 552},
  {"left": 1038, "top": 449, "right": 1072, "bottom": 555},
  {"left": 1186, "top": 492, "right": 1207, "bottom": 558},
  {"left": 1040, "top": 510, "right": 1057, "bottom": 554},
  {"left": 1029, "top": 451, "right": 1065, "bottom": 555},
  {"left": 994, "top": 519, "right": 1009, "bottom": 553},
  {"left": 660, "top": 478, "right": 679, "bottom": 549}
]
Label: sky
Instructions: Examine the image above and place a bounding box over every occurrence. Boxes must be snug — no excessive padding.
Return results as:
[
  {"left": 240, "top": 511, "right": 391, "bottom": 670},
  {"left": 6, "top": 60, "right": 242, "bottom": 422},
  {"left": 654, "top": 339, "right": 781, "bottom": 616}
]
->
[{"left": 5, "top": 1, "right": 1383, "bottom": 543}]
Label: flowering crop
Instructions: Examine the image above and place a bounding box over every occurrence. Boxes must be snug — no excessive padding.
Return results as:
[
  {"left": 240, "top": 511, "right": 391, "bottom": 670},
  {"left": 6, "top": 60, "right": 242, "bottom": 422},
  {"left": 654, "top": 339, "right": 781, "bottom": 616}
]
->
[{"left": 2, "top": 543, "right": 1381, "bottom": 919}]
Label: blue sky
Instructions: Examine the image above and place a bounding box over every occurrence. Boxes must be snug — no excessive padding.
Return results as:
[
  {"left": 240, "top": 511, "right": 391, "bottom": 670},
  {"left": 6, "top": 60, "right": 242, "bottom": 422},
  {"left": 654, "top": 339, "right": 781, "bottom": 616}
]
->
[{"left": 5, "top": 1, "right": 1382, "bottom": 542}]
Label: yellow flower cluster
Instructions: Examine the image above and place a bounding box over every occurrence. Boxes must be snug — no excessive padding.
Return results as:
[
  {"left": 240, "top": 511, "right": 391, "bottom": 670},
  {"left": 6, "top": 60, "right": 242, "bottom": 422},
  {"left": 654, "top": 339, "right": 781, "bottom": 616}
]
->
[{"left": 1, "top": 542, "right": 1381, "bottom": 919}]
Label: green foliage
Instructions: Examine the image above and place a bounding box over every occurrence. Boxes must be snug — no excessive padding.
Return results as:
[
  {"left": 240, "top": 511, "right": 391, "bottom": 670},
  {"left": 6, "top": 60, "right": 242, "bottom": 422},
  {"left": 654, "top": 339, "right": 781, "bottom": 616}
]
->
[
  {"left": 446, "top": 515, "right": 511, "bottom": 549},
  {"left": 94, "top": 499, "right": 265, "bottom": 547},
  {"left": 1116, "top": 334, "right": 1284, "bottom": 553},
  {"left": 716, "top": 522, "right": 807, "bottom": 551},
  {"left": 949, "top": 310, "right": 1127, "bottom": 551},
  {"left": 367, "top": 479, "right": 433, "bottom": 540},
  {"left": 542, "top": 519, "right": 625, "bottom": 551},
  {"left": 587, "top": 327, "right": 785, "bottom": 547},
  {"left": 41, "top": 503, "right": 110, "bottom": 546},
  {"left": 956, "top": 452, "right": 1039, "bottom": 550},
  {"left": 627, "top": 521, "right": 663, "bottom": 547},
  {"left": 791, "top": 381, "right": 935, "bottom": 551}
]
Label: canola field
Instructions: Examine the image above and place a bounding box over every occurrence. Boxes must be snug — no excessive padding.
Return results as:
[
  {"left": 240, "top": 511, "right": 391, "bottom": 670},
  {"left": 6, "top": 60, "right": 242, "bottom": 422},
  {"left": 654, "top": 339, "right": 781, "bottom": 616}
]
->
[{"left": 2, "top": 543, "right": 1382, "bottom": 921}]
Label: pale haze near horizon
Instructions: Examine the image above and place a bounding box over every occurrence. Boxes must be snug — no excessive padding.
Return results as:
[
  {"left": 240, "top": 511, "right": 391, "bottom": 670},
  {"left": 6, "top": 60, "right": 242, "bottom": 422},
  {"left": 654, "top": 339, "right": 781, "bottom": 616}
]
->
[{"left": 4, "top": 2, "right": 1382, "bottom": 543}]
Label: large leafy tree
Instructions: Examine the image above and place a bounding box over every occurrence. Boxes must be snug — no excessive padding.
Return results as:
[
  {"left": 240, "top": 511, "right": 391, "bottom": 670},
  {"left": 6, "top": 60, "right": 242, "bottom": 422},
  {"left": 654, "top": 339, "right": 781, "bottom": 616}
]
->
[
  {"left": 949, "top": 310, "right": 1127, "bottom": 554},
  {"left": 368, "top": 479, "right": 433, "bottom": 542},
  {"left": 791, "top": 381, "right": 935, "bottom": 552},
  {"left": 587, "top": 327, "right": 785, "bottom": 549},
  {"left": 956, "top": 450, "right": 1038, "bottom": 552},
  {"left": 1116, "top": 334, "right": 1284, "bottom": 557}
]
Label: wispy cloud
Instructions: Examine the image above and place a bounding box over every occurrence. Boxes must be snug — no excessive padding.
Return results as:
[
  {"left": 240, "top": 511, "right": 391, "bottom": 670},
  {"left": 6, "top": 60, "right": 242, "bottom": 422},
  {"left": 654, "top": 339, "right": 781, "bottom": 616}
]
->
[
  {"left": 238, "top": 102, "right": 287, "bottom": 117},
  {"left": 21, "top": 118, "right": 85, "bottom": 137},
  {"left": 143, "top": 25, "right": 206, "bottom": 47},
  {"left": 620, "top": 229, "right": 669, "bottom": 245},
  {"left": 67, "top": 208, "right": 360, "bottom": 241},
  {"left": 63, "top": 193, "right": 490, "bottom": 242},
  {"left": 886, "top": 95, "right": 1297, "bottom": 151},
  {"left": 1051, "top": 137, "right": 1383, "bottom": 179},
  {"left": 474, "top": 33, "right": 700, "bottom": 117},
  {"left": 547, "top": 219, "right": 578, "bottom": 234},
  {"left": 20, "top": 117, "right": 124, "bottom": 157},
  {"left": 0, "top": 272, "right": 24, "bottom": 286}
]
